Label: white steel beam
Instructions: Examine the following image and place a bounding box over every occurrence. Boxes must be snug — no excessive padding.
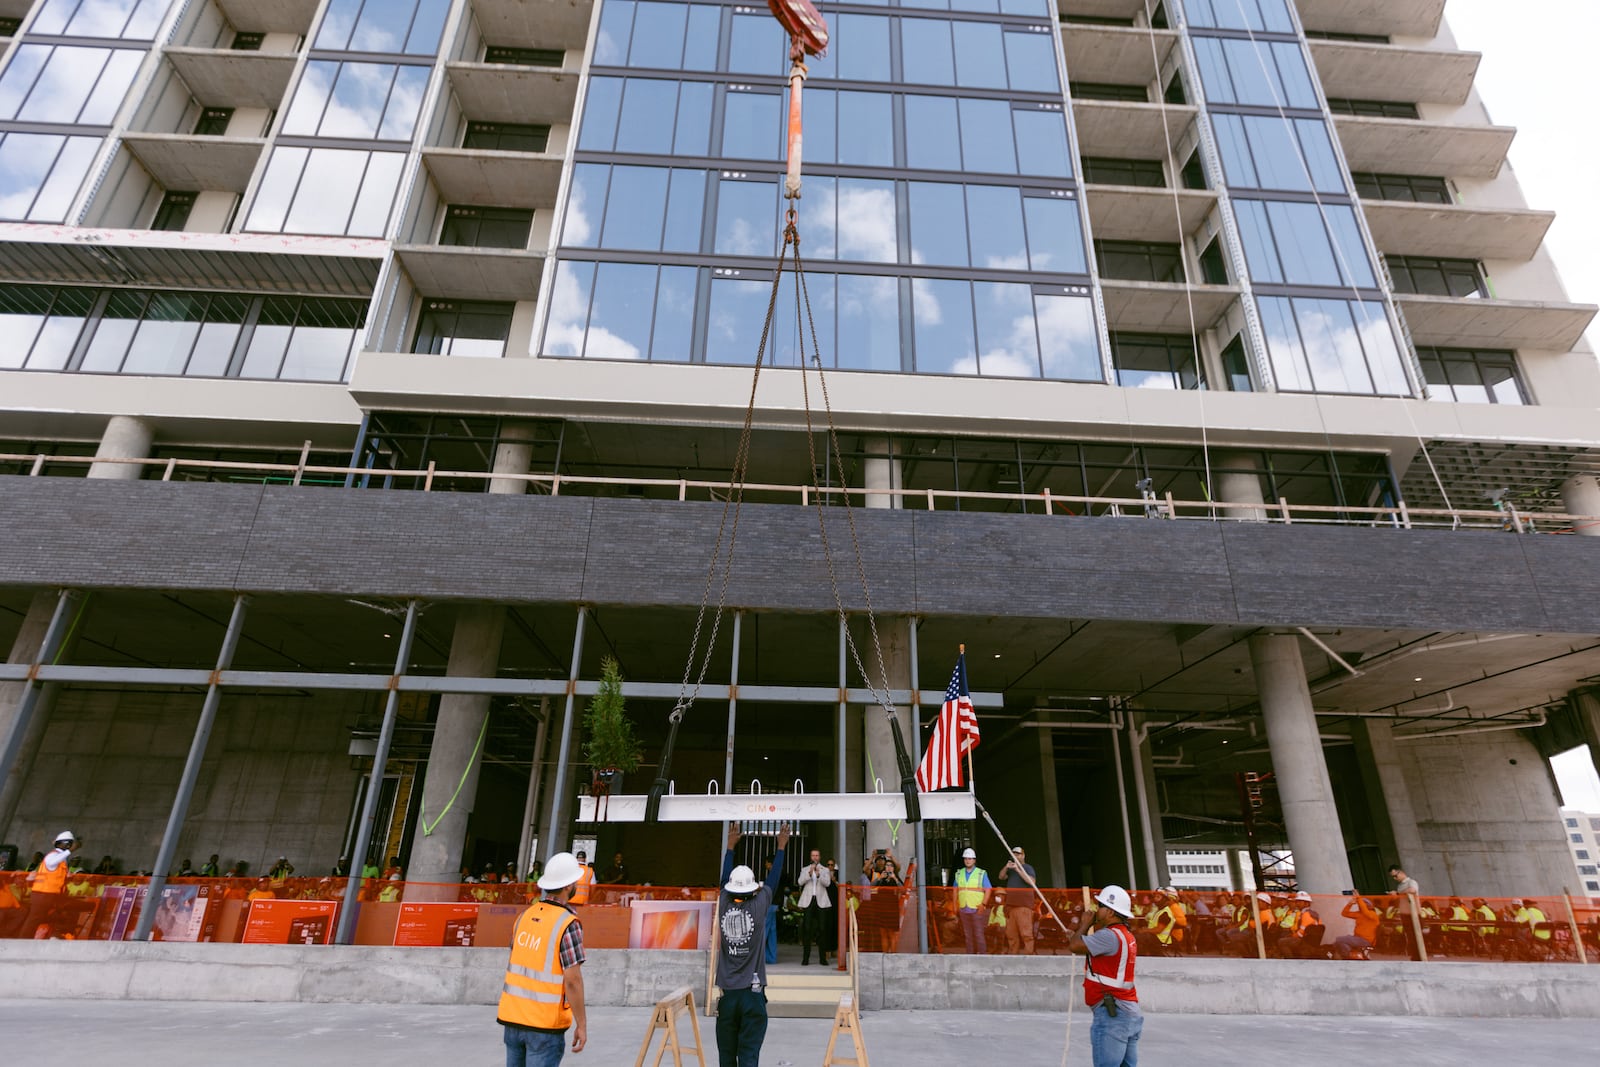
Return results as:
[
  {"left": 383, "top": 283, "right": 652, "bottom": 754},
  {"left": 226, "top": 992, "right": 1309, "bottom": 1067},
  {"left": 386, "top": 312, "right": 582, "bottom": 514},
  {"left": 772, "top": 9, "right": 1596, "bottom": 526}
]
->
[{"left": 578, "top": 790, "right": 976, "bottom": 823}]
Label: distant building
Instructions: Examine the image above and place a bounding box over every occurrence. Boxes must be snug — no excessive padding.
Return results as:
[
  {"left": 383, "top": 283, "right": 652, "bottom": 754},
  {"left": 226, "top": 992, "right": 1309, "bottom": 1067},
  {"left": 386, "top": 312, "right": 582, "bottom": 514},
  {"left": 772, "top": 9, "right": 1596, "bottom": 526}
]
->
[{"left": 1560, "top": 808, "right": 1600, "bottom": 897}]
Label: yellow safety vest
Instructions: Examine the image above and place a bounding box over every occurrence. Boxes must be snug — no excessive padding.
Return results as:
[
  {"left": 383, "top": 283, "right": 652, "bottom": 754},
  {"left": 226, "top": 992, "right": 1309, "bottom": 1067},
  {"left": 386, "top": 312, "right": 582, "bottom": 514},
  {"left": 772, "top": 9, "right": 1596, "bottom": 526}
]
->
[
  {"left": 498, "top": 901, "right": 578, "bottom": 1031},
  {"left": 1474, "top": 905, "right": 1497, "bottom": 934},
  {"left": 1149, "top": 905, "right": 1177, "bottom": 945},
  {"left": 955, "top": 867, "right": 987, "bottom": 910}
]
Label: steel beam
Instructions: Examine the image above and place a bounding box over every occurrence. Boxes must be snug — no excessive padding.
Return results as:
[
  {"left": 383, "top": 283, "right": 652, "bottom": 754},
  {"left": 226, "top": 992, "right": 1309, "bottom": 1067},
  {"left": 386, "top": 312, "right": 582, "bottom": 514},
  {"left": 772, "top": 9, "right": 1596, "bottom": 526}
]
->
[
  {"left": 134, "top": 595, "right": 249, "bottom": 942},
  {"left": 543, "top": 606, "right": 588, "bottom": 861},
  {"left": 578, "top": 791, "right": 976, "bottom": 823},
  {"left": 909, "top": 618, "right": 929, "bottom": 954},
  {"left": 335, "top": 600, "right": 419, "bottom": 945},
  {"left": 0, "top": 590, "right": 79, "bottom": 793}
]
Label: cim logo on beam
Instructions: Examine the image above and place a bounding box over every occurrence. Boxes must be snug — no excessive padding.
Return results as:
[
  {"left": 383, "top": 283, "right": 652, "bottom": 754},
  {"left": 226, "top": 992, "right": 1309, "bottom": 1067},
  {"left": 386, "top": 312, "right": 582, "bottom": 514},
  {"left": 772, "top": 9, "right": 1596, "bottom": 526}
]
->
[{"left": 745, "top": 803, "right": 781, "bottom": 813}]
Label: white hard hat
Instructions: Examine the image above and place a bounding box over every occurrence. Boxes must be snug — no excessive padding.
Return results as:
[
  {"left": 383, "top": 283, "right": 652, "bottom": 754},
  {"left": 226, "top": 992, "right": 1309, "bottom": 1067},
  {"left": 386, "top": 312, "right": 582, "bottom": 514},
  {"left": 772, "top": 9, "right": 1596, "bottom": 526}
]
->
[
  {"left": 961, "top": 848, "right": 977, "bottom": 860},
  {"left": 725, "top": 865, "right": 760, "bottom": 894},
  {"left": 54, "top": 830, "right": 76, "bottom": 845},
  {"left": 538, "top": 852, "right": 583, "bottom": 891},
  {"left": 1095, "top": 885, "right": 1133, "bottom": 918},
  {"left": 1294, "top": 891, "right": 1312, "bottom": 902},
  {"left": 1257, "top": 893, "right": 1272, "bottom": 904}
]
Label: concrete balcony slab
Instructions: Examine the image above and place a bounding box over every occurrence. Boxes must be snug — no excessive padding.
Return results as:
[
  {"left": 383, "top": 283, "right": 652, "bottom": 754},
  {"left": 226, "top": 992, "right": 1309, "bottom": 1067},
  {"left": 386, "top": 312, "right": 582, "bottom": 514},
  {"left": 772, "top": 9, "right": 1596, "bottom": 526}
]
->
[
  {"left": 1362, "top": 200, "right": 1554, "bottom": 263},
  {"left": 1072, "top": 100, "right": 1196, "bottom": 160},
  {"left": 1085, "top": 185, "right": 1216, "bottom": 243},
  {"left": 393, "top": 245, "right": 545, "bottom": 302},
  {"left": 1294, "top": 0, "right": 1446, "bottom": 39},
  {"left": 1099, "top": 280, "right": 1240, "bottom": 333},
  {"left": 1309, "top": 41, "right": 1479, "bottom": 106},
  {"left": 1058, "top": 0, "right": 1145, "bottom": 19},
  {"left": 421, "top": 149, "right": 564, "bottom": 210},
  {"left": 1062, "top": 25, "right": 1178, "bottom": 87},
  {"left": 165, "top": 48, "right": 297, "bottom": 111},
  {"left": 121, "top": 134, "right": 265, "bottom": 193},
  {"left": 1334, "top": 116, "right": 1514, "bottom": 180},
  {"left": 469, "top": 0, "right": 595, "bottom": 52},
  {"left": 445, "top": 63, "right": 581, "bottom": 127},
  {"left": 0, "top": 224, "right": 382, "bottom": 296},
  {"left": 214, "top": 0, "right": 319, "bottom": 35},
  {"left": 1397, "top": 294, "right": 1598, "bottom": 352}
]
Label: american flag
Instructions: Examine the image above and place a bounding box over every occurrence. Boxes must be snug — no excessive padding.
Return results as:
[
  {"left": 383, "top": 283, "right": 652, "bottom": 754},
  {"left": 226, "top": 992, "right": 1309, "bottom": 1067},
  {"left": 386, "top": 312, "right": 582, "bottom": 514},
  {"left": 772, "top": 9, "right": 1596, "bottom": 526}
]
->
[{"left": 915, "top": 651, "right": 980, "bottom": 791}]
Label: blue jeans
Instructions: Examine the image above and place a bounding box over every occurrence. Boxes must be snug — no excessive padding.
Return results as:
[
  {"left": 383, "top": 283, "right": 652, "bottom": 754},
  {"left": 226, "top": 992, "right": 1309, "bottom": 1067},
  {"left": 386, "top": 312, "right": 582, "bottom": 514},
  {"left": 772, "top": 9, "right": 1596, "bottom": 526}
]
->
[
  {"left": 503, "top": 1024, "right": 566, "bottom": 1067},
  {"left": 1090, "top": 1000, "right": 1143, "bottom": 1067},
  {"left": 765, "top": 904, "right": 779, "bottom": 963},
  {"left": 716, "top": 987, "right": 769, "bottom": 1067}
]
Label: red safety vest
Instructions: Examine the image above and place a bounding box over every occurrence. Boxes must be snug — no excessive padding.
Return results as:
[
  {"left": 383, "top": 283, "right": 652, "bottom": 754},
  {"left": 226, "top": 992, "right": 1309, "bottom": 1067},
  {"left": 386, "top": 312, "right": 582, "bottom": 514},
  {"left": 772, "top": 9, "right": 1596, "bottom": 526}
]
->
[
  {"left": 498, "top": 901, "right": 578, "bottom": 1031},
  {"left": 1082, "top": 923, "right": 1138, "bottom": 1007}
]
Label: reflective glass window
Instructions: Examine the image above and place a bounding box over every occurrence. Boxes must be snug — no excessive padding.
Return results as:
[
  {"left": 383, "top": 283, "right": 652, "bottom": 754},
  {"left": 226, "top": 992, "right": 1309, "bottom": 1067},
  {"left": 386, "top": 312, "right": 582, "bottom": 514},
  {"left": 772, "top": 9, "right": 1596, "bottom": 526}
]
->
[
  {"left": 1235, "top": 199, "right": 1375, "bottom": 289},
  {"left": 913, "top": 278, "right": 978, "bottom": 374},
  {"left": 78, "top": 289, "right": 143, "bottom": 373},
  {"left": 348, "top": 152, "right": 404, "bottom": 236},
  {"left": 1111, "top": 333, "right": 1199, "bottom": 390},
  {"left": 0, "top": 285, "right": 51, "bottom": 369},
  {"left": 727, "top": 12, "right": 783, "bottom": 76},
  {"left": 909, "top": 182, "right": 968, "bottom": 267},
  {"left": 1186, "top": 0, "right": 1294, "bottom": 33},
  {"left": 584, "top": 262, "right": 656, "bottom": 359},
  {"left": 0, "top": 45, "right": 144, "bottom": 125},
  {"left": 595, "top": 0, "right": 635, "bottom": 64},
  {"left": 617, "top": 78, "right": 677, "bottom": 154},
  {"left": 1214, "top": 115, "right": 1344, "bottom": 193},
  {"left": 1194, "top": 37, "right": 1317, "bottom": 109},
  {"left": 1022, "top": 196, "right": 1088, "bottom": 274},
  {"left": 601, "top": 165, "right": 669, "bottom": 250},
  {"left": 120, "top": 292, "right": 208, "bottom": 376},
  {"left": 837, "top": 90, "right": 893, "bottom": 167},
  {"left": 967, "top": 185, "right": 1027, "bottom": 270},
  {"left": 440, "top": 205, "right": 534, "bottom": 250},
  {"left": 683, "top": 5, "right": 721, "bottom": 71},
  {"left": 282, "top": 298, "right": 363, "bottom": 379},
  {"left": 316, "top": 0, "right": 451, "bottom": 55},
  {"left": 1259, "top": 296, "right": 1406, "bottom": 395},
  {"left": 906, "top": 95, "right": 962, "bottom": 171},
  {"left": 833, "top": 179, "right": 898, "bottom": 263},
  {"left": 797, "top": 175, "right": 838, "bottom": 259},
  {"left": 722, "top": 89, "right": 781, "bottom": 160},
  {"left": 285, "top": 62, "right": 430, "bottom": 141},
  {"left": 0, "top": 132, "right": 100, "bottom": 223},
  {"left": 184, "top": 294, "right": 251, "bottom": 377},
  {"left": 1419, "top": 347, "right": 1525, "bottom": 404},
  {"left": 22, "top": 287, "right": 96, "bottom": 370},
  {"left": 953, "top": 21, "right": 1008, "bottom": 89},
  {"left": 1003, "top": 29, "right": 1059, "bottom": 93},
  {"left": 837, "top": 274, "right": 902, "bottom": 371},
  {"left": 707, "top": 273, "right": 776, "bottom": 364},
  {"left": 663, "top": 169, "right": 706, "bottom": 252},
  {"left": 629, "top": 1, "right": 688, "bottom": 69},
  {"left": 578, "top": 77, "right": 623, "bottom": 151},
  {"left": 247, "top": 148, "right": 401, "bottom": 237},
  {"left": 837, "top": 14, "right": 892, "bottom": 81},
  {"left": 959, "top": 98, "right": 1016, "bottom": 174},
  {"left": 1036, "top": 292, "right": 1099, "bottom": 381},
  {"left": 564, "top": 164, "right": 607, "bottom": 247},
  {"left": 674, "top": 82, "right": 714, "bottom": 155},
  {"left": 714, "top": 177, "right": 779, "bottom": 257},
  {"left": 32, "top": 0, "right": 166, "bottom": 39},
  {"left": 902, "top": 18, "right": 956, "bottom": 86},
  {"left": 1013, "top": 107, "right": 1072, "bottom": 176},
  {"left": 651, "top": 266, "right": 697, "bottom": 360},
  {"left": 544, "top": 260, "right": 595, "bottom": 356},
  {"left": 974, "top": 282, "right": 1040, "bottom": 377}
]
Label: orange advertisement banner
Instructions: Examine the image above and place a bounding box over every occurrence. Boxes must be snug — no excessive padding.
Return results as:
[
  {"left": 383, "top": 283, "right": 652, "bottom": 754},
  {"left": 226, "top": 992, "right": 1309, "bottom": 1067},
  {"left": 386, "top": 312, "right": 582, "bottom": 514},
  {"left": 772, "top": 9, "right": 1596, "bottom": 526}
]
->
[
  {"left": 242, "top": 899, "right": 339, "bottom": 945},
  {"left": 394, "top": 902, "right": 482, "bottom": 947}
]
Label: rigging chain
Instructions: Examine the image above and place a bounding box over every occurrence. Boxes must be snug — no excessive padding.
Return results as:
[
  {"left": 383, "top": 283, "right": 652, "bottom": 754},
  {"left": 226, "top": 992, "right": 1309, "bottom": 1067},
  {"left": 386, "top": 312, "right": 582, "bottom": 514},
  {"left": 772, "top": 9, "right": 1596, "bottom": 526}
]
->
[{"left": 646, "top": 208, "right": 922, "bottom": 824}]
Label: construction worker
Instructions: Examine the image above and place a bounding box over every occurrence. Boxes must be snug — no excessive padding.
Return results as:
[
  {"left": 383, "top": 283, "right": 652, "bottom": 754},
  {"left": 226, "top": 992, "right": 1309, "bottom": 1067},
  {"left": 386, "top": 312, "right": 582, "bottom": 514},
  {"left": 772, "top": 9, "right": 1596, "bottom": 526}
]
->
[
  {"left": 570, "top": 850, "right": 595, "bottom": 906},
  {"left": 715, "top": 822, "right": 790, "bottom": 1067},
  {"left": 1334, "top": 891, "right": 1380, "bottom": 959},
  {"left": 1274, "top": 892, "right": 1316, "bottom": 956},
  {"left": 1472, "top": 897, "right": 1498, "bottom": 956},
  {"left": 21, "top": 831, "right": 77, "bottom": 938},
  {"left": 1217, "top": 893, "right": 1270, "bottom": 955},
  {"left": 498, "top": 851, "right": 587, "bottom": 1064},
  {"left": 1066, "top": 885, "right": 1142, "bottom": 1067},
  {"left": 1440, "top": 897, "right": 1472, "bottom": 956},
  {"left": 1000, "top": 846, "right": 1039, "bottom": 954},
  {"left": 953, "top": 847, "right": 991, "bottom": 954},
  {"left": 268, "top": 856, "right": 294, "bottom": 881},
  {"left": 1511, "top": 898, "right": 1551, "bottom": 959},
  {"left": 1137, "top": 889, "right": 1182, "bottom": 956},
  {"left": 200, "top": 854, "right": 221, "bottom": 878},
  {"left": 985, "top": 890, "right": 1009, "bottom": 953}
]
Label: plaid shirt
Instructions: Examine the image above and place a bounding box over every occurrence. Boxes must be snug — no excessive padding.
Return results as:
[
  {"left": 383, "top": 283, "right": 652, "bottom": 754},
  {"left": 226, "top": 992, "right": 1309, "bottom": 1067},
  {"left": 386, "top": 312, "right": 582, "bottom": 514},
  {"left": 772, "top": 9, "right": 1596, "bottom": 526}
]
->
[{"left": 543, "top": 896, "right": 585, "bottom": 968}]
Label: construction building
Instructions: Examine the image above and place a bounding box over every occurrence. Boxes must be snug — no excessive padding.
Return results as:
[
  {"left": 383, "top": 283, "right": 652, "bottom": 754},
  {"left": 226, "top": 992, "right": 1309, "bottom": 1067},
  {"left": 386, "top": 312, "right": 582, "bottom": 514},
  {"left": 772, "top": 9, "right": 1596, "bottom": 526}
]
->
[{"left": 3, "top": 0, "right": 1600, "bottom": 902}]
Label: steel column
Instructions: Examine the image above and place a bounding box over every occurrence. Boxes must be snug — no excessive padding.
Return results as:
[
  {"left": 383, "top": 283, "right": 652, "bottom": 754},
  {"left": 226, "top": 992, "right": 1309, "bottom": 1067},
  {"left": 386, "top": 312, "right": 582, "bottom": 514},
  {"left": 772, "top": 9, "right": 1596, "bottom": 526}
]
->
[
  {"left": 333, "top": 600, "right": 419, "bottom": 945},
  {"left": 835, "top": 615, "right": 848, "bottom": 880},
  {"left": 0, "top": 590, "right": 79, "bottom": 793},
  {"left": 909, "top": 618, "right": 929, "bottom": 954},
  {"left": 134, "top": 595, "right": 250, "bottom": 942},
  {"left": 719, "top": 612, "right": 743, "bottom": 869},
  {"left": 1128, "top": 719, "right": 1160, "bottom": 890},
  {"left": 543, "top": 606, "right": 589, "bottom": 861},
  {"left": 1111, "top": 710, "right": 1137, "bottom": 890},
  {"left": 514, "top": 697, "right": 550, "bottom": 881}
]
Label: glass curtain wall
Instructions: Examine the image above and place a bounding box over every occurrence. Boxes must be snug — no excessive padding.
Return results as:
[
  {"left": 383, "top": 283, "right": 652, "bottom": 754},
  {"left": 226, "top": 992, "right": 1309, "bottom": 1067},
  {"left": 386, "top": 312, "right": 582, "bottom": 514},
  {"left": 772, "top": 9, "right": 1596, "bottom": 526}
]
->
[
  {"left": 543, "top": 0, "right": 1101, "bottom": 381},
  {"left": 244, "top": 0, "right": 450, "bottom": 238},
  {"left": 0, "top": 0, "right": 173, "bottom": 222},
  {"left": 1184, "top": 0, "right": 1411, "bottom": 396}
]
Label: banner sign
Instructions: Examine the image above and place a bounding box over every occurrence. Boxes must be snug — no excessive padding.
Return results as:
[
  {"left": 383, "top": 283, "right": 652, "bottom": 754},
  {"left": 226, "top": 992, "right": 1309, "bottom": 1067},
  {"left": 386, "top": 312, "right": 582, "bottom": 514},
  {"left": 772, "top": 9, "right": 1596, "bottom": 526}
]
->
[{"left": 394, "top": 902, "right": 481, "bottom": 947}]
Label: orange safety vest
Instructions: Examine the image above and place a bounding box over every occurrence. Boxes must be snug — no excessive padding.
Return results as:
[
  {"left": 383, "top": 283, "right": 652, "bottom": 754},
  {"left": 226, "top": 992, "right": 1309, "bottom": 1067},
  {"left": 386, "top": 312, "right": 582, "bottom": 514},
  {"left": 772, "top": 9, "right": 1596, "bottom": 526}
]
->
[
  {"left": 570, "top": 865, "right": 594, "bottom": 906},
  {"left": 1082, "top": 923, "right": 1138, "bottom": 1007},
  {"left": 32, "top": 856, "right": 68, "bottom": 895},
  {"left": 498, "top": 901, "right": 578, "bottom": 1031}
]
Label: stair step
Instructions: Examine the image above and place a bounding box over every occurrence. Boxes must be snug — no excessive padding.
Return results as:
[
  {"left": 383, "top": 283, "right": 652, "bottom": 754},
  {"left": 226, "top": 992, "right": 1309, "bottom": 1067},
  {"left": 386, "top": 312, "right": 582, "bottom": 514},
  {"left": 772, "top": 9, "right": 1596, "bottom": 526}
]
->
[{"left": 767, "top": 975, "right": 852, "bottom": 989}]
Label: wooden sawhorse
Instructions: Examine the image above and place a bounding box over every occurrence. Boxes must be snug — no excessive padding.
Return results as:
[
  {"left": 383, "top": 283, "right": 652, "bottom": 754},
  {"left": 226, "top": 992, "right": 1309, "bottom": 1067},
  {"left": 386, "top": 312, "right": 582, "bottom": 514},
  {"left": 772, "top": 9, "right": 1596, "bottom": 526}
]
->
[{"left": 634, "top": 986, "right": 707, "bottom": 1067}]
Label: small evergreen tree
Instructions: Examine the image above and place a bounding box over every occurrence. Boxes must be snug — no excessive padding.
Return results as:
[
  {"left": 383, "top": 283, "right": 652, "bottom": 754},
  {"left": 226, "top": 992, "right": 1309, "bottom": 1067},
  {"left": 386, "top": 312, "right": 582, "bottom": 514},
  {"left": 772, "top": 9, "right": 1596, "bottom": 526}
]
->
[{"left": 583, "top": 656, "right": 642, "bottom": 773}]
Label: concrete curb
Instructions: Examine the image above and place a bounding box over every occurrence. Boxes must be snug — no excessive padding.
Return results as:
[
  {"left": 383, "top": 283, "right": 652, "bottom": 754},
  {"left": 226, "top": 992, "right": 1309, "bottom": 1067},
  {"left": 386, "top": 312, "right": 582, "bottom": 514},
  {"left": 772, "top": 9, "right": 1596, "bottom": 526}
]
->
[{"left": 1, "top": 943, "right": 1596, "bottom": 1018}]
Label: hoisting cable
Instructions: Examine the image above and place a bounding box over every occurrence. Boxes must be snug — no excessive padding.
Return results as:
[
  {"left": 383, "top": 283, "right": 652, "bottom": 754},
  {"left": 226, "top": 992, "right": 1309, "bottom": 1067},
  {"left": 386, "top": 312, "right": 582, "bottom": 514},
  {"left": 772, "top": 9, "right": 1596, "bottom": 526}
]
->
[
  {"left": 646, "top": 0, "right": 834, "bottom": 823},
  {"left": 974, "top": 798, "right": 1079, "bottom": 1066}
]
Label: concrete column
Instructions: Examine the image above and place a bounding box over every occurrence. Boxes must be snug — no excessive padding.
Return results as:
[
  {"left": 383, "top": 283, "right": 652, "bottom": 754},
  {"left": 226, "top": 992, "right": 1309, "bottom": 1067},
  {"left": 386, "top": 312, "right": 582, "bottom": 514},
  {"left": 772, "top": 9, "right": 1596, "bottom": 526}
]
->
[
  {"left": 1132, "top": 727, "right": 1169, "bottom": 887},
  {"left": 1216, "top": 451, "right": 1268, "bottom": 522},
  {"left": 1225, "top": 846, "right": 1245, "bottom": 892},
  {"left": 406, "top": 604, "right": 507, "bottom": 888},
  {"left": 862, "top": 438, "right": 902, "bottom": 510},
  {"left": 1562, "top": 474, "right": 1600, "bottom": 536},
  {"left": 1351, "top": 717, "right": 1426, "bottom": 884},
  {"left": 488, "top": 421, "right": 537, "bottom": 496},
  {"left": 0, "top": 592, "right": 69, "bottom": 840},
  {"left": 1249, "top": 633, "right": 1354, "bottom": 894},
  {"left": 863, "top": 617, "right": 913, "bottom": 860},
  {"left": 1574, "top": 690, "right": 1600, "bottom": 789},
  {"left": 87, "top": 415, "right": 154, "bottom": 480}
]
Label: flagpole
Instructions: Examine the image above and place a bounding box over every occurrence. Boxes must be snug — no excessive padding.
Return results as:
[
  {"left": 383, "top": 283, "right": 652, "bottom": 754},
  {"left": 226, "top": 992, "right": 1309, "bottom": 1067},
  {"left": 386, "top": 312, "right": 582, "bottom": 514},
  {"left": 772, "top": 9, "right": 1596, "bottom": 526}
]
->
[
  {"left": 961, "top": 644, "right": 976, "bottom": 793},
  {"left": 910, "top": 618, "right": 928, "bottom": 955}
]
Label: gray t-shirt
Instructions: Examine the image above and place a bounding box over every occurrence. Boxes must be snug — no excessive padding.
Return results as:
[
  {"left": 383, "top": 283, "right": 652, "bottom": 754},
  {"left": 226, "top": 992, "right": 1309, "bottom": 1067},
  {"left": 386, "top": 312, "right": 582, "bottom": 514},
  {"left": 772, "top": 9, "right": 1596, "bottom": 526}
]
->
[
  {"left": 716, "top": 885, "right": 773, "bottom": 992},
  {"left": 1003, "top": 862, "right": 1037, "bottom": 891}
]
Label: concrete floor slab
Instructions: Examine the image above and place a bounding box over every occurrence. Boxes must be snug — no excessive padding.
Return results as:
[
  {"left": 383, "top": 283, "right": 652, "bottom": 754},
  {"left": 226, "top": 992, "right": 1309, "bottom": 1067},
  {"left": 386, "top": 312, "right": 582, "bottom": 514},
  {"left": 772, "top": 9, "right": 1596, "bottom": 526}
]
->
[{"left": 4, "top": 999, "right": 1599, "bottom": 1067}]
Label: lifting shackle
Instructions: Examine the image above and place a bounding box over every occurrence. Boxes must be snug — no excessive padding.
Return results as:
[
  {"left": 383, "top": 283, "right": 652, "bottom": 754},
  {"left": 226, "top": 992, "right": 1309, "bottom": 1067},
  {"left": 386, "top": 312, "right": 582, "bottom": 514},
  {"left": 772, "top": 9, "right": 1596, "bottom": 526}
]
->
[{"left": 767, "top": 0, "right": 829, "bottom": 200}]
